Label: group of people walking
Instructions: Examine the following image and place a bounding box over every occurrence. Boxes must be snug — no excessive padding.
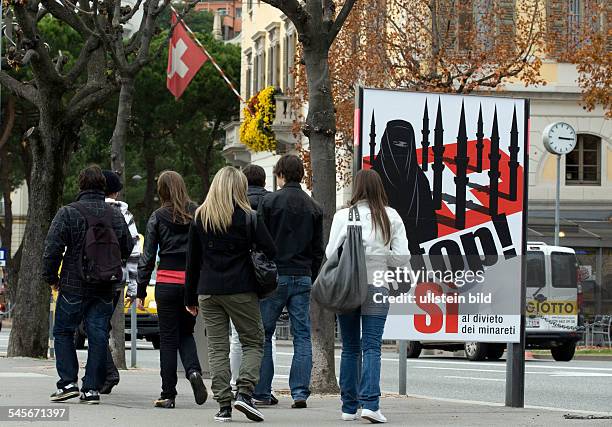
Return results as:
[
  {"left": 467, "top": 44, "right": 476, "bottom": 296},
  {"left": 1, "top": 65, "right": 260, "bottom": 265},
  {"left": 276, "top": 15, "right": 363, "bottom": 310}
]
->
[{"left": 43, "top": 154, "right": 409, "bottom": 423}]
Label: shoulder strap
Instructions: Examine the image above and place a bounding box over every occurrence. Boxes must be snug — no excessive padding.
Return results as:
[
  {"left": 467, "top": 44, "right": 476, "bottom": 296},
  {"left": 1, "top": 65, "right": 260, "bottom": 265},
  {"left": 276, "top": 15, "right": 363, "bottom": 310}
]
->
[
  {"left": 70, "top": 202, "right": 91, "bottom": 227},
  {"left": 348, "top": 205, "right": 361, "bottom": 223},
  {"left": 70, "top": 202, "right": 113, "bottom": 227}
]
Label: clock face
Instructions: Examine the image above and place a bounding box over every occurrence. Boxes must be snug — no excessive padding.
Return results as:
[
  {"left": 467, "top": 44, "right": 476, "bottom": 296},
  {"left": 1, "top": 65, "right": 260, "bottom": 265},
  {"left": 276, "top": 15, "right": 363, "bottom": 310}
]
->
[{"left": 543, "top": 122, "right": 577, "bottom": 155}]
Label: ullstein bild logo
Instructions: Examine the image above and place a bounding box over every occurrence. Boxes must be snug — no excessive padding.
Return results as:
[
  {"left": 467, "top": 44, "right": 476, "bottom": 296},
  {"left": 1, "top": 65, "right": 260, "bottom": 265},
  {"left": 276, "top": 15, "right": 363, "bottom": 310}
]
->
[{"left": 358, "top": 89, "right": 527, "bottom": 342}]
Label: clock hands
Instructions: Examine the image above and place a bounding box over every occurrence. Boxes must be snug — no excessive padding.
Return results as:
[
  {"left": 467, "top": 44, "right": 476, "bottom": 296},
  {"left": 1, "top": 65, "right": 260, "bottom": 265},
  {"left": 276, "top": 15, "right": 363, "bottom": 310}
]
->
[{"left": 558, "top": 136, "right": 574, "bottom": 141}]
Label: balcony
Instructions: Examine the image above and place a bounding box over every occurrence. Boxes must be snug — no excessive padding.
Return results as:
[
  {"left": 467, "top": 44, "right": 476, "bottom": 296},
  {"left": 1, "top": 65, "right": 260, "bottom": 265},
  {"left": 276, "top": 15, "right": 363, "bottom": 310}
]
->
[
  {"left": 271, "top": 94, "right": 299, "bottom": 154},
  {"left": 222, "top": 120, "right": 251, "bottom": 167},
  {"left": 222, "top": 93, "right": 300, "bottom": 166}
]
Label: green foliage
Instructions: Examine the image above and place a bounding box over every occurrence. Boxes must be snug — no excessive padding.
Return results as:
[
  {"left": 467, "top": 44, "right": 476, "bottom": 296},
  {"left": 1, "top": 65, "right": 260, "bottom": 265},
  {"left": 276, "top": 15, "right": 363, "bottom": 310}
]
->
[{"left": 63, "top": 21, "right": 240, "bottom": 230}]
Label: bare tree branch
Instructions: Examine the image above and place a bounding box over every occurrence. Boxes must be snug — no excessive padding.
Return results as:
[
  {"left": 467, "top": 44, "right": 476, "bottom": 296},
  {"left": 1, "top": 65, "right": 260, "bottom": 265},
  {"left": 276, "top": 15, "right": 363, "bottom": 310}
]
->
[
  {"left": 0, "top": 70, "right": 39, "bottom": 105},
  {"left": 261, "top": 0, "right": 310, "bottom": 33},
  {"left": 328, "top": 0, "right": 357, "bottom": 44},
  {"left": 64, "top": 35, "right": 101, "bottom": 83},
  {"left": 120, "top": 0, "right": 144, "bottom": 24},
  {"left": 65, "top": 85, "right": 116, "bottom": 123},
  {"left": 41, "top": 0, "right": 94, "bottom": 36}
]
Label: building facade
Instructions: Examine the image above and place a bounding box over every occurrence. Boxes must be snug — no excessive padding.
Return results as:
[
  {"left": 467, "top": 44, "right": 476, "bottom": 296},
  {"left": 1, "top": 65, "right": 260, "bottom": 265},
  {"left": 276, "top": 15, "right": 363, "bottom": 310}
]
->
[
  {"left": 195, "top": 0, "right": 243, "bottom": 40},
  {"left": 224, "top": 1, "right": 611, "bottom": 317}
]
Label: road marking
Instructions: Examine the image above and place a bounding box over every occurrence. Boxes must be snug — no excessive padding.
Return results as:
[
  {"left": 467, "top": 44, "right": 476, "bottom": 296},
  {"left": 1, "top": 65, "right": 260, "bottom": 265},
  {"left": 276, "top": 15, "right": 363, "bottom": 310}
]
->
[
  {"left": 0, "top": 372, "right": 50, "bottom": 378},
  {"left": 279, "top": 351, "right": 612, "bottom": 372},
  {"left": 549, "top": 372, "right": 612, "bottom": 377},
  {"left": 405, "top": 393, "right": 612, "bottom": 417},
  {"left": 415, "top": 366, "right": 506, "bottom": 374},
  {"left": 444, "top": 375, "right": 505, "bottom": 382}
]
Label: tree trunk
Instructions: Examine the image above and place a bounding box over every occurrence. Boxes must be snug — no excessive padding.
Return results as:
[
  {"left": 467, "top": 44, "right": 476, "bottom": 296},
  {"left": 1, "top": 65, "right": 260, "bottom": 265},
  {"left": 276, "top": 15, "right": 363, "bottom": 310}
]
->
[
  {"left": 0, "top": 147, "right": 13, "bottom": 258},
  {"left": 142, "top": 138, "right": 156, "bottom": 218},
  {"left": 8, "top": 121, "right": 69, "bottom": 357},
  {"left": 109, "top": 76, "right": 136, "bottom": 371},
  {"left": 303, "top": 46, "right": 339, "bottom": 394}
]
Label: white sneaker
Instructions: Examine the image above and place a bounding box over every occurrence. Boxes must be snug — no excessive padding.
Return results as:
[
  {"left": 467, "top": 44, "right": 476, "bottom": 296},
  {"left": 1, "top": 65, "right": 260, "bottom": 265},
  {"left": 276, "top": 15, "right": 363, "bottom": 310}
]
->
[
  {"left": 342, "top": 412, "right": 357, "bottom": 421},
  {"left": 361, "top": 409, "right": 387, "bottom": 423}
]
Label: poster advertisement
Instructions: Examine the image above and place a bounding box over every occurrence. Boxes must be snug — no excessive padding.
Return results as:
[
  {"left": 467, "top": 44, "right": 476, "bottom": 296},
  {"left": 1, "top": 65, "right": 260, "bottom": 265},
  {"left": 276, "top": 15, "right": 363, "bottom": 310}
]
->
[{"left": 356, "top": 88, "right": 529, "bottom": 343}]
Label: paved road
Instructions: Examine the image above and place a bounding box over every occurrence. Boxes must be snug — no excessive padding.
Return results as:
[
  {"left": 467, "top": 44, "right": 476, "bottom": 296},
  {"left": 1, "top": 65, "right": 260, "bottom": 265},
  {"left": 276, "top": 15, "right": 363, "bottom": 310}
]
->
[{"left": 2, "top": 328, "right": 611, "bottom": 415}]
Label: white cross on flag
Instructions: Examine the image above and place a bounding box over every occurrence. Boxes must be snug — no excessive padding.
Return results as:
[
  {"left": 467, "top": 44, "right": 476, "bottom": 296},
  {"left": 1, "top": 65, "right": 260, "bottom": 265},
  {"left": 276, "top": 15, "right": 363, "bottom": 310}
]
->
[{"left": 167, "top": 12, "right": 208, "bottom": 99}]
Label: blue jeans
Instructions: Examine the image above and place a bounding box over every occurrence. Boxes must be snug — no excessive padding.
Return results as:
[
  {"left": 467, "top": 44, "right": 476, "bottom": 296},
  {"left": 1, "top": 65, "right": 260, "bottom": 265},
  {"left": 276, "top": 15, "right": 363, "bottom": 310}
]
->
[
  {"left": 54, "top": 291, "right": 114, "bottom": 392},
  {"left": 337, "top": 287, "right": 389, "bottom": 414},
  {"left": 253, "top": 275, "right": 312, "bottom": 402}
]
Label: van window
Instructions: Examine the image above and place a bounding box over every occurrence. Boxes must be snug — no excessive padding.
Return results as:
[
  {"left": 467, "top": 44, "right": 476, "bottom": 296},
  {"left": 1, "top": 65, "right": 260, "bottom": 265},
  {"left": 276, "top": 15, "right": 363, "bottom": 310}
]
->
[
  {"left": 526, "top": 251, "right": 545, "bottom": 288},
  {"left": 551, "top": 252, "right": 577, "bottom": 288}
]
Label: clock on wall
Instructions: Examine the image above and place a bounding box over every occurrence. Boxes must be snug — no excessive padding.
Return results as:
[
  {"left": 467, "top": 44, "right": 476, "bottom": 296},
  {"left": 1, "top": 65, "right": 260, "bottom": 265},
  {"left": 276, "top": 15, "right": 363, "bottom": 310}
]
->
[{"left": 542, "top": 122, "right": 577, "bottom": 155}]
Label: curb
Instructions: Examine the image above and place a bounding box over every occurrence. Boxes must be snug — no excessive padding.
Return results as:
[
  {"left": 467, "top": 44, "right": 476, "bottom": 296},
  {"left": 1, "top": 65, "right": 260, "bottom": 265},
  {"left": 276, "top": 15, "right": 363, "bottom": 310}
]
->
[{"left": 531, "top": 353, "right": 612, "bottom": 361}]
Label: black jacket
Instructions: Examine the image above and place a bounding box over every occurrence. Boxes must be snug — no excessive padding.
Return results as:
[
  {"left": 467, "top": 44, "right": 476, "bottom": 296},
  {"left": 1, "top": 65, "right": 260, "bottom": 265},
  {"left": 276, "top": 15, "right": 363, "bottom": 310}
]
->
[
  {"left": 185, "top": 208, "right": 276, "bottom": 305},
  {"left": 42, "top": 191, "right": 134, "bottom": 296},
  {"left": 258, "top": 182, "right": 324, "bottom": 278},
  {"left": 248, "top": 185, "right": 269, "bottom": 210},
  {"left": 136, "top": 204, "right": 196, "bottom": 298}
]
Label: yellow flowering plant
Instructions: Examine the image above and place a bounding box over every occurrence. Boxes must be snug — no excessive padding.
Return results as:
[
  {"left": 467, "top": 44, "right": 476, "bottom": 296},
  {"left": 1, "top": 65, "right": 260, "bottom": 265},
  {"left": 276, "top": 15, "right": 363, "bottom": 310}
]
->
[{"left": 239, "top": 86, "right": 277, "bottom": 152}]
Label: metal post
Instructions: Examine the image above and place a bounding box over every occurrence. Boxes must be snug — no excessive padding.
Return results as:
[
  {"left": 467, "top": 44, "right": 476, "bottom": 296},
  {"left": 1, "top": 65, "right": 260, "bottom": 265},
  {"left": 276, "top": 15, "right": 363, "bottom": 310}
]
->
[
  {"left": 554, "top": 155, "right": 560, "bottom": 246},
  {"left": 398, "top": 340, "right": 407, "bottom": 395},
  {"left": 48, "top": 295, "right": 55, "bottom": 359},
  {"left": 130, "top": 300, "right": 137, "bottom": 368}
]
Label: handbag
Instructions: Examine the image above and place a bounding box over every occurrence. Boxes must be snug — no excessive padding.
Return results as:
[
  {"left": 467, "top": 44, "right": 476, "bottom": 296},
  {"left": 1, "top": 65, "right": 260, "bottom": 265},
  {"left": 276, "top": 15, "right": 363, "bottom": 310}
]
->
[
  {"left": 312, "top": 205, "right": 368, "bottom": 313},
  {"left": 245, "top": 210, "right": 278, "bottom": 298}
]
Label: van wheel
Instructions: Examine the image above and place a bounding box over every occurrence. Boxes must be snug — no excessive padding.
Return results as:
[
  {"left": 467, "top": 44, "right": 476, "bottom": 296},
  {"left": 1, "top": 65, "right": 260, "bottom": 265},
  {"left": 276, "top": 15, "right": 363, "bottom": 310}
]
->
[
  {"left": 150, "top": 335, "right": 160, "bottom": 350},
  {"left": 465, "top": 342, "right": 488, "bottom": 361},
  {"left": 487, "top": 344, "right": 505, "bottom": 360},
  {"left": 406, "top": 341, "right": 422, "bottom": 358},
  {"left": 551, "top": 342, "right": 576, "bottom": 362}
]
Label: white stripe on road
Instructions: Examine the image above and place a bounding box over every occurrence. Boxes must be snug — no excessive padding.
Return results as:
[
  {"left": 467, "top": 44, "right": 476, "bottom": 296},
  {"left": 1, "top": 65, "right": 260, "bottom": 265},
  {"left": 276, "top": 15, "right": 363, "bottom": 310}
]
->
[
  {"left": 277, "top": 351, "right": 612, "bottom": 372},
  {"left": 0, "top": 372, "right": 50, "bottom": 378},
  {"left": 405, "top": 393, "right": 612, "bottom": 417},
  {"left": 444, "top": 375, "right": 505, "bottom": 382},
  {"left": 549, "top": 372, "right": 612, "bottom": 377}
]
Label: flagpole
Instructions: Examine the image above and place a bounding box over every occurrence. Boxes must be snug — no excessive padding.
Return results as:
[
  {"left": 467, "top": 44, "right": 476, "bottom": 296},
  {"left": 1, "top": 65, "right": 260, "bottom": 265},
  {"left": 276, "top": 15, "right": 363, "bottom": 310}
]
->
[{"left": 170, "top": 5, "right": 246, "bottom": 105}]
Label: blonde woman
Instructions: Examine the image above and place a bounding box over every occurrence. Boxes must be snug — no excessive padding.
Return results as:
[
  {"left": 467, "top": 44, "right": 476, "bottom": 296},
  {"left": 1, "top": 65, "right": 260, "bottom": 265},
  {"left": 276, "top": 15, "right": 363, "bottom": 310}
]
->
[
  {"left": 136, "top": 171, "right": 207, "bottom": 408},
  {"left": 185, "top": 166, "right": 276, "bottom": 423}
]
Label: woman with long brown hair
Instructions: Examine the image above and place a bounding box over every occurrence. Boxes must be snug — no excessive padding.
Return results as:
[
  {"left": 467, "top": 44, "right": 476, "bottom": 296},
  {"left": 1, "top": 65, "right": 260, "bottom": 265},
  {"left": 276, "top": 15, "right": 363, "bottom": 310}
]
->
[
  {"left": 326, "top": 169, "right": 409, "bottom": 424},
  {"left": 137, "top": 171, "right": 207, "bottom": 408}
]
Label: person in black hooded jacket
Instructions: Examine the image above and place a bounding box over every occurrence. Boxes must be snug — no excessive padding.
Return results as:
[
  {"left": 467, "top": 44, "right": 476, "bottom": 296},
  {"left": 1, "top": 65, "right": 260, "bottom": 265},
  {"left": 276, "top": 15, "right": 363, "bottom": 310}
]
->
[{"left": 136, "top": 171, "right": 207, "bottom": 409}]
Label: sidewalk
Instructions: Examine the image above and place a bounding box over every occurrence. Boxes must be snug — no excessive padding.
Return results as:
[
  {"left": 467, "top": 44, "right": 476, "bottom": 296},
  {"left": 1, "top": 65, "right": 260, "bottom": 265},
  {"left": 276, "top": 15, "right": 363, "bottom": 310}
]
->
[{"left": 1, "top": 357, "right": 609, "bottom": 426}]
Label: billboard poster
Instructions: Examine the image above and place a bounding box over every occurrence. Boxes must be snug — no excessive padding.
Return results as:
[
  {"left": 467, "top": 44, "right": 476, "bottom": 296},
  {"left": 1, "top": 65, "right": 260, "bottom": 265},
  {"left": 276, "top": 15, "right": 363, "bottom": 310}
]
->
[{"left": 356, "top": 88, "right": 529, "bottom": 343}]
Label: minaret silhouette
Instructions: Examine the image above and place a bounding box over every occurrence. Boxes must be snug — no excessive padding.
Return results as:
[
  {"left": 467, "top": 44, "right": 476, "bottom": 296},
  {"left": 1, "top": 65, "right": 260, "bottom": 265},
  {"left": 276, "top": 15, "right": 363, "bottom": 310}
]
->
[{"left": 432, "top": 99, "right": 445, "bottom": 210}]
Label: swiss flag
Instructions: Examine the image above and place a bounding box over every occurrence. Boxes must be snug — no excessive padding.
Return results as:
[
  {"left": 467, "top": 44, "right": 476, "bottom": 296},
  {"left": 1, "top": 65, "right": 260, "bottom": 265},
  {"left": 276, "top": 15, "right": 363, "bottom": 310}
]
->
[{"left": 167, "top": 12, "right": 208, "bottom": 99}]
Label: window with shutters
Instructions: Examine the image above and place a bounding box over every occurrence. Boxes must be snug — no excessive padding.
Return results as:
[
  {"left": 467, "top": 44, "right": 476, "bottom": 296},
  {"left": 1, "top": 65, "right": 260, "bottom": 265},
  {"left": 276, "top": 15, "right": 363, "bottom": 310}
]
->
[
  {"left": 245, "top": 51, "right": 252, "bottom": 99},
  {"left": 565, "top": 134, "right": 601, "bottom": 185},
  {"left": 267, "top": 27, "right": 280, "bottom": 88},
  {"left": 438, "top": 0, "right": 505, "bottom": 56},
  {"left": 253, "top": 37, "right": 265, "bottom": 93},
  {"left": 283, "top": 26, "right": 297, "bottom": 92},
  {"left": 547, "top": 0, "right": 608, "bottom": 57}
]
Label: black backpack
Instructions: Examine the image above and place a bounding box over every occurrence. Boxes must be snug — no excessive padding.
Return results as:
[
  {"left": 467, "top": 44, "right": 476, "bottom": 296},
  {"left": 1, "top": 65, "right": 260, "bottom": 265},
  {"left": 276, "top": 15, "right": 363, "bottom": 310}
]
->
[{"left": 70, "top": 202, "right": 123, "bottom": 285}]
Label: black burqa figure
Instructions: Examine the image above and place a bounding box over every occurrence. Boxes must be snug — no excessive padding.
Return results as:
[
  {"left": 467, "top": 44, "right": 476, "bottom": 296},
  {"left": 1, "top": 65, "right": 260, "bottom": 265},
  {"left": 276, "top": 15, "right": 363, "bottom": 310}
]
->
[{"left": 372, "top": 120, "right": 438, "bottom": 254}]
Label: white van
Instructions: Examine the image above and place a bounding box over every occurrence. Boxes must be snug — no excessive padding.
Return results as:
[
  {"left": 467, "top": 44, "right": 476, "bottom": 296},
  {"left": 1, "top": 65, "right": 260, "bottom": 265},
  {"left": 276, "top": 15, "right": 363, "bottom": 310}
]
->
[{"left": 406, "top": 242, "right": 583, "bottom": 362}]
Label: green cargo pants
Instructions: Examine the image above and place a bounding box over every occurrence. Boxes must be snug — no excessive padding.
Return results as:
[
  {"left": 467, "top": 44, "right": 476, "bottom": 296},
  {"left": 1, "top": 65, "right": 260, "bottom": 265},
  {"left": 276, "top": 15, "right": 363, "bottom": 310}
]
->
[{"left": 199, "top": 292, "right": 264, "bottom": 407}]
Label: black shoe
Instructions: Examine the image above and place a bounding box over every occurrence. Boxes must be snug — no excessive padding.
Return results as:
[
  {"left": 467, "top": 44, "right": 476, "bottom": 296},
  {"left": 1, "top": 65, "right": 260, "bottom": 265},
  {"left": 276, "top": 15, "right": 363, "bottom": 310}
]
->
[
  {"left": 234, "top": 393, "right": 264, "bottom": 422},
  {"left": 270, "top": 394, "right": 279, "bottom": 405},
  {"left": 188, "top": 371, "right": 208, "bottom": 405},
  {"left": 99, "top": 380, "right": 119, "bottom": 395},
  {"left": 214, "top": 406, "right": 232, "bottom": 422},
  {"left": 292, "top": 400, "right": 307, "bottom": 409},
  {"left": 79, "top": 390, "right": 100, "bottom": 405},
  {"left": 50, "top": 384, "right": 80, "bottom": 402},
  {"left": 154, "top": 397, "right": 176, "bottom": 409}
]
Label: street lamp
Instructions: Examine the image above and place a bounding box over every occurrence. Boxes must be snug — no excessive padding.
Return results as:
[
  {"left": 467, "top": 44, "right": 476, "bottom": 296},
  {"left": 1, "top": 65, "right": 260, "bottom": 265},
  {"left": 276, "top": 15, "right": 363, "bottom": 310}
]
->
[{"left": 542, "top": 122, "right": 577, "bottom": 246}]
